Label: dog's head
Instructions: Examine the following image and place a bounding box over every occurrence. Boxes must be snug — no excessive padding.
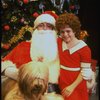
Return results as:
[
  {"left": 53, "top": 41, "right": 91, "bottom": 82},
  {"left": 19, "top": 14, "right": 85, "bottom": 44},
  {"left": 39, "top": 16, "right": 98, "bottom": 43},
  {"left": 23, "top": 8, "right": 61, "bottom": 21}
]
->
[{"left": 18, "top": 61, "right": 49, "bottom": 100}]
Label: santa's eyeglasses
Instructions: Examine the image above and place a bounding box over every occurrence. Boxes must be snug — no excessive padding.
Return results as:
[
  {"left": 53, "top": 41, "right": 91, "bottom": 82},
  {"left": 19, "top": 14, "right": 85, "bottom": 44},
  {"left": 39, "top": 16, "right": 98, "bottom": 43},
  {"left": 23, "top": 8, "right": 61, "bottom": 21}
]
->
[{"left": 37, "top": 23, "right": 54, "bottom": 30}]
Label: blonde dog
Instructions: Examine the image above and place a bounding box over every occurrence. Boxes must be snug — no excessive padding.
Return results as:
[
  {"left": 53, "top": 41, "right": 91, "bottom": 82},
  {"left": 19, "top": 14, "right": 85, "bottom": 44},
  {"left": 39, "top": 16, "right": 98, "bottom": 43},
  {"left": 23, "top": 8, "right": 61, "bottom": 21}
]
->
[
  {"left": 2, "top": 61, "right": 49, "bottom": 100},
  {"left": 2, "top": 61, "right": 64, "bottom": 100}
]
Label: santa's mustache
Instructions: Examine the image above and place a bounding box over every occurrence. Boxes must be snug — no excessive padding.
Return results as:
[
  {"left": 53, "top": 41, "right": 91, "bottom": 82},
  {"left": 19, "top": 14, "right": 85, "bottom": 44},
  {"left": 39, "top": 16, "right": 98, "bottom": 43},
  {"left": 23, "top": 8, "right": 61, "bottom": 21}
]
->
[{"left": 32, "top": 29, "right": 57, "bottom": 37}]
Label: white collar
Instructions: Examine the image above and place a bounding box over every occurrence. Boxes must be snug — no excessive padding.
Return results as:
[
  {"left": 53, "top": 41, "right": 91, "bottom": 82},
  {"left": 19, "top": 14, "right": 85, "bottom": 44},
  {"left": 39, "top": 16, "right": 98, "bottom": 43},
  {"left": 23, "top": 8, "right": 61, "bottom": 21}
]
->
[{"left": 62, "top": 40, "right": 87, "bottom": 54}]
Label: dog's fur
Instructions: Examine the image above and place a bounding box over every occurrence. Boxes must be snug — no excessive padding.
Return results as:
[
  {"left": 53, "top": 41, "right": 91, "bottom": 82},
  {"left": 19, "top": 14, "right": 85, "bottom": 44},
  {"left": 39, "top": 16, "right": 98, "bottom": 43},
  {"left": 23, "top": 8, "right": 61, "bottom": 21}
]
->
[{"left": 2, "top": 61, "right": 49, "bottom": 100}]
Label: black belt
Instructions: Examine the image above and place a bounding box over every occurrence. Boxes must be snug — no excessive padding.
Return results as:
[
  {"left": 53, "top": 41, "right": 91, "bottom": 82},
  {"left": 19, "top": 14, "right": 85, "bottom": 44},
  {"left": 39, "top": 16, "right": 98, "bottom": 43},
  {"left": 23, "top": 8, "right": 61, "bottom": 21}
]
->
[{"left": 48, "top": 83, "right": 61, "bottom": 94}]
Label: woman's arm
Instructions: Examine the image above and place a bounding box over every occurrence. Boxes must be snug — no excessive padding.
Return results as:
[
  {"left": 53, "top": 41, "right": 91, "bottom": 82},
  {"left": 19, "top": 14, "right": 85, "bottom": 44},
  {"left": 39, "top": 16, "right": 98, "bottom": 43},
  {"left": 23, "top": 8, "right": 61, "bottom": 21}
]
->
[{"left": 61, "top": 72, "right": 83, "bottom": 97}]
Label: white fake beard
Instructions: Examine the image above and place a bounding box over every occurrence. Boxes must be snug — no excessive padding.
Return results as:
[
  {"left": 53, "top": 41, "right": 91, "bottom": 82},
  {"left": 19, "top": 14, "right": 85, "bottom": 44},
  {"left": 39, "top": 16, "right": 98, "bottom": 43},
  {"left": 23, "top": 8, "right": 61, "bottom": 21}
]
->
[{"left": 30, "top": 29, "right": 58, "bottom": 62}]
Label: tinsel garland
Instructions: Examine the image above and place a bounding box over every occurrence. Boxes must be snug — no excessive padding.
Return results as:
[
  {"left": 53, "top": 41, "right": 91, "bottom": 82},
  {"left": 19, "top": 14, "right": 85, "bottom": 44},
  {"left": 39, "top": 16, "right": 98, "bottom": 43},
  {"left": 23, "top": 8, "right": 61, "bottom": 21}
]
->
[{"left": 8, "top": 25, "right": 33, "bottom": 47}]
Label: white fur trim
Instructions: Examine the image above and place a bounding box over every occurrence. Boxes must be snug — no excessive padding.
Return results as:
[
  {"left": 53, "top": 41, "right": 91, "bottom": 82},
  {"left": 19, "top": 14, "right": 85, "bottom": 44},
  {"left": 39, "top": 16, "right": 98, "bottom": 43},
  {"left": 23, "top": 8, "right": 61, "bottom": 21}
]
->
[
  {"left": 1, "top": 60, "right": 16, "bottom": 73},
  {"left": 81, "top": 62, "right": 91, "bottom": 68},
  {"left": 34, "top": 14, "right": 55, "bottom": 29},
  {"left": 62, "top": 40, "right": 87, "bottom": 54},
  {"left": 48, "top": 57, "right": 60, "bottom": 84}
]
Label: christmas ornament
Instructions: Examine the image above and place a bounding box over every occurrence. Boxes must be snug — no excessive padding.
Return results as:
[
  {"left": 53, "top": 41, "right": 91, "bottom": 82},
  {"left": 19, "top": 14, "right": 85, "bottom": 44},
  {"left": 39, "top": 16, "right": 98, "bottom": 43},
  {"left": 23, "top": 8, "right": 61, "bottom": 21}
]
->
[
  {"left": 18, "top": 0, "right": 23, "bottom": 6},
  {"left": 20, "top": 17, "right": 25, "bottom": 23},
  {"left": 4, "top": 25, "right": 10, "bottom": 31},
  {"left": 1, "top": 0, "right": 8, "bottom": 9},
  {"left": 50, "top": 0, "right": 65, "bottom": 13},
  {"left": 32, "top": 12, "right": 39, "bottom": 18},
  {"left": 24, "top": 21, "right": 28, "bottom": 25},
  {"left": 39, "top": 2, "right": 45, "bottom": 12},
  {"left": 11, "top": 16, "right": 17, "bottom": 22},
  {"left": 2, "top": 44, "right": 10, "bottom": 49},
  {"left": 13, "top": 26, "right": 17, "bottom": 30},
  {"left": 69, "top": 5, "right": 75, "bottom": 10},
  {"left": 68, "top": 0, "right": 80, "bottom": 14},
  {"left": 78, "top": 30, "right": 89, "bottom": 40},
  {"left": 23, "top": 0, "right": 29, "bottom": 4}
]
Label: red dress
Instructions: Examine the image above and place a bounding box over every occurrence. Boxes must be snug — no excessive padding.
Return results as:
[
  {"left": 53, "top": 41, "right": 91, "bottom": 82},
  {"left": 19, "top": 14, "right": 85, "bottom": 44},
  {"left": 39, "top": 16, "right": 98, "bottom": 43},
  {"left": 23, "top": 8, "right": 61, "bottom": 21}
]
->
[
  {"left": 2, "top": 41, "right": 32, "bottom": 68},
  {"left": 57, "top": 37, "right": 91, "bottom": 100}
]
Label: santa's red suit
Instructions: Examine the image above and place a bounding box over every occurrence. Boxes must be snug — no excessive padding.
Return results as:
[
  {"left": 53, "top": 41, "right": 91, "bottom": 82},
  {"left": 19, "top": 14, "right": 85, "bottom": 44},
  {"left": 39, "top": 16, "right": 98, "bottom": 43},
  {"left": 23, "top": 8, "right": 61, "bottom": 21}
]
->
[
  {"left": 2, "top": 29, "right": 60, "bottom": 85},
  {"left": 2, "top": 41, "right": 31, "bottom": 68}
]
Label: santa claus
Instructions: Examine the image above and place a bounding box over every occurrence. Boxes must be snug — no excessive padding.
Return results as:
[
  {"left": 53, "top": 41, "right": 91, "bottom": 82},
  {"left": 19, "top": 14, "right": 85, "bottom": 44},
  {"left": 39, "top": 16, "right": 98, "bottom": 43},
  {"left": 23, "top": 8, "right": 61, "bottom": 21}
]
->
[{"left": 1, "top": 12, "right": 60, "bottom": 93}]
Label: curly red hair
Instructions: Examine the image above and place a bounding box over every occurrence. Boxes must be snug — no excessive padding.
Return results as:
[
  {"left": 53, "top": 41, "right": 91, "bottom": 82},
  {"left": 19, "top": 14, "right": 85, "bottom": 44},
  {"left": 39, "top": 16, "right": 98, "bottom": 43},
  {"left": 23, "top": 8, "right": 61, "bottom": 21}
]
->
[{"left": 56, "top": 12, "right": 81, "bottom": 39}]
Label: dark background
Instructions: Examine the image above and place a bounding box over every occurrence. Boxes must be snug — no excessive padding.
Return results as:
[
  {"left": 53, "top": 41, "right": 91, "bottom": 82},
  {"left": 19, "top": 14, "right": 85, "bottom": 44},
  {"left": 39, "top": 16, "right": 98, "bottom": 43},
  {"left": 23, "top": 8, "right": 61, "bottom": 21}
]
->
[
  {"left": 78, "top": 1, "right": 99, "bottom": 96},
  {"left": 78, "top": 0, "right": 100, "bottom": 66}
]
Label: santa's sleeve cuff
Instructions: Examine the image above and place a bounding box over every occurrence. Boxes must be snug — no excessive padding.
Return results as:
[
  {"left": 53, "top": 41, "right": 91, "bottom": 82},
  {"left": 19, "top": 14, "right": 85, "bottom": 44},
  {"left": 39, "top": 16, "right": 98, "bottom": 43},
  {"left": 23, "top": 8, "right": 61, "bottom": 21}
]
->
[{"left": 1, "top": 60, "right": 16, "bottom": 73}]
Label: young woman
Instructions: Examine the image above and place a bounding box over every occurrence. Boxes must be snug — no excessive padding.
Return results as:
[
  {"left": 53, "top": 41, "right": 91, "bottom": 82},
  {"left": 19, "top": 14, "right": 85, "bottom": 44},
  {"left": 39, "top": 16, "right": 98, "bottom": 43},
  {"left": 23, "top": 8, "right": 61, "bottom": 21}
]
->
[{"left": 56, "top": 13, "right": 92, "bottom": 100}]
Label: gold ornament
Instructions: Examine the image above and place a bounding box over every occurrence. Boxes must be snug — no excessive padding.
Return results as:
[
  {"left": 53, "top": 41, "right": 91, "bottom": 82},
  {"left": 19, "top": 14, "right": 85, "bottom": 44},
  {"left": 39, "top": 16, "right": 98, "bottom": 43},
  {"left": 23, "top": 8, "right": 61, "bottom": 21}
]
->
[
  {"left": 11, "top": 16, "right": 17, "bottom": 22},
  {"left": 78, "top": 30, "right": 89, "bottom": 40}
]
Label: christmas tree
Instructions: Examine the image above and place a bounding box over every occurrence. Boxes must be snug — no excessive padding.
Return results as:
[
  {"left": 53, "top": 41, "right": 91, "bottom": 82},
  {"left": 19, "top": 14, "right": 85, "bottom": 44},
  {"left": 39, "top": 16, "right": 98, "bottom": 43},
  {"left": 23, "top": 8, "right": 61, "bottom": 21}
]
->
[{"left": 1, "top": 0, "right": 80, "bottom": 58}]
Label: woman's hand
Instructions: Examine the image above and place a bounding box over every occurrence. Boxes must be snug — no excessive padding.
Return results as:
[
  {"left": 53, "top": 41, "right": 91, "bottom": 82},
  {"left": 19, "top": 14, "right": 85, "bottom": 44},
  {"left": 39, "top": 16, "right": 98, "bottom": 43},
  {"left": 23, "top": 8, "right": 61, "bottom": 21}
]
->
[{"left": 61, "top": 84, "right": 75, "bottom": 98}]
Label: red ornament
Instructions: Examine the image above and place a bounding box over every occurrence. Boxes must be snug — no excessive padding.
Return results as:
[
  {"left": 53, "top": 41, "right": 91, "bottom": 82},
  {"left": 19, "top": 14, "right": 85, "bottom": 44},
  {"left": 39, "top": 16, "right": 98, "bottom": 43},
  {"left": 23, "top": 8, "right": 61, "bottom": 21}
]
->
[
  {"left": 4, "top": 25, "right": 10, "bottom": 31},
  {"left": 32, "top": 12, "right": 39, "bottom": 18},
  {"left": 23, "top": 0, "right": 29, "bottom": 4},
  {"left": 20, "top": 18, "right": 25, "bottom": 23},
  {"left": 69, "top": 5, "right": 75, "bottom": 10},
  {"left": 2, "top": 44, "right": 10, "bottom": 49}
]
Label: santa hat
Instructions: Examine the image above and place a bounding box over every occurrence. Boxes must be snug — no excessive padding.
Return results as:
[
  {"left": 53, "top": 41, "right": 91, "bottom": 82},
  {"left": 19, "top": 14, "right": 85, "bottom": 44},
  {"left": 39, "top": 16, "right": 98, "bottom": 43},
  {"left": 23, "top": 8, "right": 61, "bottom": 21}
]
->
[
  {"left": 34, "top": 11, "right": 58, "bottom": 29},
  {"left": 43, "top": 11, "right": 58, "bottom": 19}
]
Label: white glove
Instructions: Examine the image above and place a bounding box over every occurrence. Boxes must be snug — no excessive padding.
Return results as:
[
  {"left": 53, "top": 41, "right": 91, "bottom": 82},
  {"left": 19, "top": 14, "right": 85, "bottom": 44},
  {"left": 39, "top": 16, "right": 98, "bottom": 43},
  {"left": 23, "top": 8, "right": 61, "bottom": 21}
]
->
[
  {"left": 86, "top": 71, "right": 96, "bottom": 89},
  {"left": 81, "top": 68, "right": 93, "bottom": 80},
  {"left": 5, "top": 67, "right": 18, "bottom": 81}
]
